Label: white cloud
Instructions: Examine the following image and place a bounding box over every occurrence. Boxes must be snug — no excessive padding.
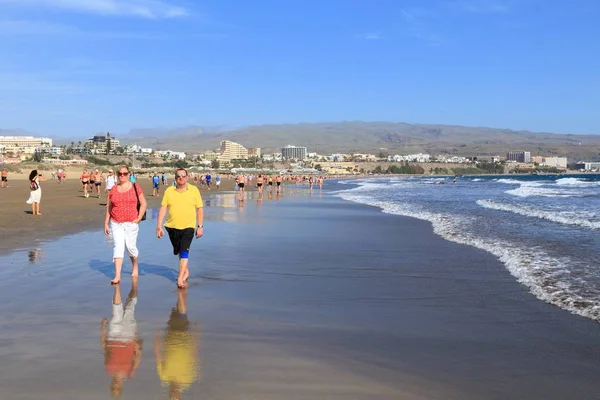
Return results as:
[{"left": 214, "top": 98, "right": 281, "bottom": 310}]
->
[{"left": 0, "top": 0, "right": 189, "bottom": 19}]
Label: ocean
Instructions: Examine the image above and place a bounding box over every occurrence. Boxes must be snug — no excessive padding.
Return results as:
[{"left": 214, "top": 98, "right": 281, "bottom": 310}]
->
[{"left": 336, "top": 174, "right": 600, "bottom": 322}]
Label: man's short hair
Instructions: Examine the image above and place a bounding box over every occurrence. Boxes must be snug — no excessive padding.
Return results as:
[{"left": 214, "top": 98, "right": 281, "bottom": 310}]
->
[{"left": 176, "top": 168, "right": 187, "bottom": 175}]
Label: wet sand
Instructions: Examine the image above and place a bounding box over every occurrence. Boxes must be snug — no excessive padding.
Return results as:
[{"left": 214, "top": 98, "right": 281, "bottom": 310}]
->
[
  {"left": 0, "top": 185, "right": 599, "bottom": 399},
  {"left": 0, "top": 176, "right": 241, "bottom": 254}
]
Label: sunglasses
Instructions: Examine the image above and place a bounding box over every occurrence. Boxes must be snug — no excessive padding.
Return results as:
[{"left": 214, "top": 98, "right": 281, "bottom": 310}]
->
[
  {"left": 117, "top": 172, "right": 129, "bottom": 176},
  {"left": 176, "top": 174, "right": 187, "bottom": 178}
]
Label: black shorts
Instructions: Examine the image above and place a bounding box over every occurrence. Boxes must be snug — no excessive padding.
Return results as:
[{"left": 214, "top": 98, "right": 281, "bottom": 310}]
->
[
  {"left": 257, "top": 183, "right": 263, "bottom": 187},
  {"left": 89, "top": 180, "right": 95, "bottom": 185},
  {"left": 95, "top": 182, "right": 101, "bottom": 186},
  {"left": 268, "top": 182, "right": 273, "bottom": 186},
  {"left": 165, "top": 227, "right": 195, "bottom": 256},
  {"left": 238, "top": 183, "right": 245, "bottom": 189},
  {"left": 1, "top": 177, "right": 6, "bottom": 182},
  {"left": 276, "top": 182, "right": 281, "bottom": 186}
]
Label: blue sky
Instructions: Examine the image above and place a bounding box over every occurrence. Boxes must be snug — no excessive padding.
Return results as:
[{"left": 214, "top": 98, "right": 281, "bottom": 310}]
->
[{"left": 0, "top": 0, "right": 598, "bottom": 137}]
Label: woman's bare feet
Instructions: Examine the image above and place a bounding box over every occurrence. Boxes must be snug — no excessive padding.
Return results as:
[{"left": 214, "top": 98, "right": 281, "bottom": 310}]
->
[{"left": 110, "top": 278, "right": 120, "bottom": 285}]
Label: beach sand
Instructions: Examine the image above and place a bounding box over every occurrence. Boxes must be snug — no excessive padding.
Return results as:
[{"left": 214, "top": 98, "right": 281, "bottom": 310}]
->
[{"left": 0, "top": 184, "right": 599, "bottom": 399}]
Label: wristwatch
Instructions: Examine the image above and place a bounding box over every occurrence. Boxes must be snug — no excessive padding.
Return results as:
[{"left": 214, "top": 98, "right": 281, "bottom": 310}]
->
[{"left": 197, "top": 225, "right": 203, "bottom": 228}]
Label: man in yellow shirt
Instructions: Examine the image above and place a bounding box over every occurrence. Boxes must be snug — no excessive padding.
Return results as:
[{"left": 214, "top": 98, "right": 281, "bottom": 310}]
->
[{"left": 156, "top": 168, "right": 204, "bottom": 289}]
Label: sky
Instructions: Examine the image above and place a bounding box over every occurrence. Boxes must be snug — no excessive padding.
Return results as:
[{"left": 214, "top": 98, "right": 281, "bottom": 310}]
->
[{"left": 0, "top": 0, "right": 598, "bottom": 138}]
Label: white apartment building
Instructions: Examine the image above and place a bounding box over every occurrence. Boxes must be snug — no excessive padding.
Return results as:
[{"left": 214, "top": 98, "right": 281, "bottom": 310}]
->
[
  {"left": 155, "top": 150, "right": 186, "bottom": 160},
  {"left": 388, "top": 153, "right": 431, "bottom": 162},
  {"left": 436, "top": 155, "right": 469, "bottom": 163},
  {"left": 281, "top": 145, "right": 307, "bottom": 160},
  {"left": 531, "top": 156, "right": 568, "bottom": 168},
  {"left": 86, "top": 134, "right": 120, "bottom": 154},
  {"left": 125, "top": 144, "right": 153, "bottom": 155},
  {"left": 0, "top": 136, "right": 52, "bottom": 147},
  {"left": 35, "top": 146, "right": 63, "bottom": 155},
  {"left": 248, "top": 147, "right": 261, "bottom": 158}
]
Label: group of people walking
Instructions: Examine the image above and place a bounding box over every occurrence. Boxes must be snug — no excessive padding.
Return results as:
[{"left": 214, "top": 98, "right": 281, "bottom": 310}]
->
[{"left": 104, "top": 165, "right": 203, "bottom": 289}]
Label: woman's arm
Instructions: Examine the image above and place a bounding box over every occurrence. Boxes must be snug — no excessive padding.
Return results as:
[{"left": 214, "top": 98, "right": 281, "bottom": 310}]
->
[
  {"left": 136, "top": 185, "right": 147, "bottom": 222},
  {"left": 104, "top": 195, "right": 112, "bottom": 234}
]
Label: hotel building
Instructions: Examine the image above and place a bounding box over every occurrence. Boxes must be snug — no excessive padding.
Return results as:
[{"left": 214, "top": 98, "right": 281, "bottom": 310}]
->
[
  {"left": 0, "top": 136, "right": 52, "bottom": 147},
  {"left": 218, "top": 140, "right": 248, "bottom": 162},
  {"left": 506, "top": 151, "right": 531, "bottom": 163},
  {"left": 282, "top": 145, "right": 307, "bottom": 160}
]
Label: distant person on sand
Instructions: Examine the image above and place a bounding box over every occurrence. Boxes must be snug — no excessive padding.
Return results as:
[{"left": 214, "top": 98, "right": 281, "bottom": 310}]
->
[
  {"left": 205, "top": 173, "right": 211, "bottom": 190},
  {"left": 152, "top": 172, "right": 161, "bottom": 197},
  {"left": 256, "top": 174, "right": 264, "bottom": 195},
  {"left": 162, "top": 172, "right": 167, "bottom": 186},
  {"left": 101, "top": 277, "right": 142, "bottom": 398},
  {"left": 156, "top": 168, "right": 204, "bottom": 289},
  {"left": 26, "top": 170, "right": 46, "bottom": 215},
  {"left": 215, "top": 175, "right": 221, "bottom": 189},
  {"left": 94, "top": 169, "right": 103, "bottom": 198},
  {"left": 129, "top": 171, "right": 137, "bottom": 184},
  {"left": 81, "top": 169, "right": 90, "bottom": 198},
  {"left": 105, "top": 169, "right": 116, "bottom": 198},
  {"left": 276, "top": 174, "right": 283, "bottom": 194},
  {"left": 105, "top": 166, "right": 147, "bottom": 285},
  {"left": 237, "top": 174, "right": 246, "bottom": 200},
  {"left": 1, "top": 168, "right": 8, "bottom": 188},
  {"left": 154, "top": 289, "right": 199, "bottom": 399}
]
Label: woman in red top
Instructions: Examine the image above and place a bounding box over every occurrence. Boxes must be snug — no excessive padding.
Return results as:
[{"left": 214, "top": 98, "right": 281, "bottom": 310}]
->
[{"left": 104, "top": 165, "right": 147, "bottom": 285}]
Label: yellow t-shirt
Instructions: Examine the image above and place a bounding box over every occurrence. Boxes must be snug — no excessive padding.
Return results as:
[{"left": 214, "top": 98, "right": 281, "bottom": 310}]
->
[{"left": 161, "top": 185, "right": 203, "bottom": 229}]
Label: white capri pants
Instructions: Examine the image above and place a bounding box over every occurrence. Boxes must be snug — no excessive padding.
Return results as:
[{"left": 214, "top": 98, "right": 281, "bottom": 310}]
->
[{"left": 110, "top": 221, "right": 140, "bottom": 259}]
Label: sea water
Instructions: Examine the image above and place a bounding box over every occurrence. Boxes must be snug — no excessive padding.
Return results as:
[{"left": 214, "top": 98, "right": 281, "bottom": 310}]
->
[{"left": 336, "top": 174, "right": 600, "bottom": 322}]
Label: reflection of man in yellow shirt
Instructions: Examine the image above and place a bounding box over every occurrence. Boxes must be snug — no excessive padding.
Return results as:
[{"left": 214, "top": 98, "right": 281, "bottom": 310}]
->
[{"left": 154, "top": 289, "right": 200, "bottom": 399}]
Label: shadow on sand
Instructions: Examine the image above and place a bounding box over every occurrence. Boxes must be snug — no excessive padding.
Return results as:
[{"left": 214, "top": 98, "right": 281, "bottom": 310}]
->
[{"left": 89, "top": 259, "right": 179, "bottom": 283}]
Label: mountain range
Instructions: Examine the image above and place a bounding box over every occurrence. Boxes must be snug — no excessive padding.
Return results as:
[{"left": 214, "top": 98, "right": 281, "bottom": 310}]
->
[
  {"left": 116, "top": 122, "right": 600, "bottom": 161},
  {"left": 5, "top": 122, "right": 600, "bottom": 161}
]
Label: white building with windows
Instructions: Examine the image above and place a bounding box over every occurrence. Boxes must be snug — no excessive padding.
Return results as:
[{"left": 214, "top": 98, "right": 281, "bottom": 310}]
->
[
  {"left": 0, "top": 136, "right": 52, "bottom": 147},
  {"left": 35, "top": 146, "right": 63, "bottom": 155},
  {"left": 282, "top": 145, "right": 307, "bottom": 160},
  {"left": 388, "top": 153, "right": 431, "bottom": 162}
]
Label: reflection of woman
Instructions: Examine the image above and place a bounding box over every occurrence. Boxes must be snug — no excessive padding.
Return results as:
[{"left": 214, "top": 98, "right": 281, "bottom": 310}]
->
[
  {"left": 104, "top": 165, "right": 147, "bottom": 285},
  {"left": 101, "top": 278, "right": 142, "bottom": 398},
  {"left": 154, "top": 290, "right": 200, "bottom": 399},
  {"left": 26, "top": 169, "right": 46, "bottom": 215}
]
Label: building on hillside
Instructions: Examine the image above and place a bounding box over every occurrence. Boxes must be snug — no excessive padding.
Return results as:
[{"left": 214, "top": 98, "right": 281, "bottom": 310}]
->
[
  {"left": 282, "top": 145, "right": 307, "bottom": 160},
  {"left": 388, "top": 153, "right": 431, "bottom": 163},
  {"left": 219, "top": 140, "right": 248, "bottom": 162},
  {"left": 155, "top": 150, "right": 186, "bottom": 160},
  {"left": 35, "top": 146, "right": 63, "bottom": 156},
  {"left": 0, "top": 136, "right": 52, "bottom": 147},
  {"left": 202, "top": 151, "right": 220, "bottom": 161},
  {"left": 125, "top": 144, "right": 152, "bottom": 155},
  {"left": 531, "top": 156, "right": 568, "bottom": 168},
  {"left": 248, "top": 147, "right": 261, "bottom": 158},
  {"left": 2, "top": 145, "right": 36, "bottom": 155},
  {"left": 86, "top": 133, "right": 120, "bottom": 154},
  {"left": 506, "top": 151, "right": 531, "bottom": 163}
]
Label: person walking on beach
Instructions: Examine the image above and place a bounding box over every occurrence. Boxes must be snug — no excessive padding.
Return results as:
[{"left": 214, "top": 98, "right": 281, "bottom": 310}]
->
[
  {"left": 205, "top": 173, "right": 212, "bottom": 190},
  {"left": 276, "top": 174, "right": 283, "bottom": 194},
  {"left": 94, "top": 169, "right": 103, "bottom": 198},
  {"left": 154, "top": 289, "right": 199, "bottom": 400},
  {"left": 81, "top": 169, "right": 90, "bottom": 198},
  {"left": 237, "top": 174, "right": 246, "bottom": 200},
  {"left": 101, "top": 277, "right": 142, "bottom": 398},
  {"left": 105, "top": 169, "right": 116, "bottom": 198},
  {"left": 215, "top": 175, "right": 221, "bottom": 189},
  {"left": 26, "top": 170, "right": 46, "bottom": 215},
  {"left": 105, "top": 166, "right": 147, "bottom": 285},
  {"left": 1, "top": 168, "right": 8, "bottom": 188},
  {"left": 152, "top": 172, "right": 161, "bottom": 197},
  {"left": 161, "top": 172, "right": 167, "bottom": 186},
  {"left": 256, "top": 174, "right": 264, "bottom": 195},
  {"left": 156, "top": 168, "right": 204, "bottom": 289}
]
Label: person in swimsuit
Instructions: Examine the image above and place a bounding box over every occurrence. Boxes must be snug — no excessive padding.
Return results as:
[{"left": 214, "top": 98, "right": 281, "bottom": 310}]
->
[
  {"left": 1, "top": 168, "right": 8, "bottom": 188},
  {"left": 237, "top": 174, "right": 246, "bottom": 201},
  {"left": 256, "top": 174, "right": 264, "bottom": 195},
  {"left": 267, "top": 176, "right": 273, "bottom": 192},
  {"left": 276, "top": 175, "right": 283, "bottom": 194},
  {"left": 81, "top": 169, "right": 90, "bottom": 198},
  {"left": 94, "top": 169, "right": 103, "bottom": 198}
]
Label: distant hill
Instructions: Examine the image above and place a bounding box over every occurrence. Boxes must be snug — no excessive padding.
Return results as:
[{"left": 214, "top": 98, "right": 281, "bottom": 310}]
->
[
  {"left": 116, "top": 121, "right": 600, "bottom": 162},
  {"left": 8, "top": 122, "right": 600, "bottom": 162}
]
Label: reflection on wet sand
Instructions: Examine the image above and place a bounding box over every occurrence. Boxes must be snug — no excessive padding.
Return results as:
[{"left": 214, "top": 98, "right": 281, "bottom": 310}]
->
[
  {"left": 155, "top": 289, "right": 200, "bottom": 399},
  {"left": 28, "top": 248, "right": 42, "bottom": 263},
  {"left": 101, "top": 278, "right": 142, "bottom": 398}
]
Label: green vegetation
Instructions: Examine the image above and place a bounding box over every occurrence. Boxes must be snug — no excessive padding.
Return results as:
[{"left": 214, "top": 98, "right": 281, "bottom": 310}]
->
[{"left": 372, "top": 163, "right": 425, "bottom": 174}]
